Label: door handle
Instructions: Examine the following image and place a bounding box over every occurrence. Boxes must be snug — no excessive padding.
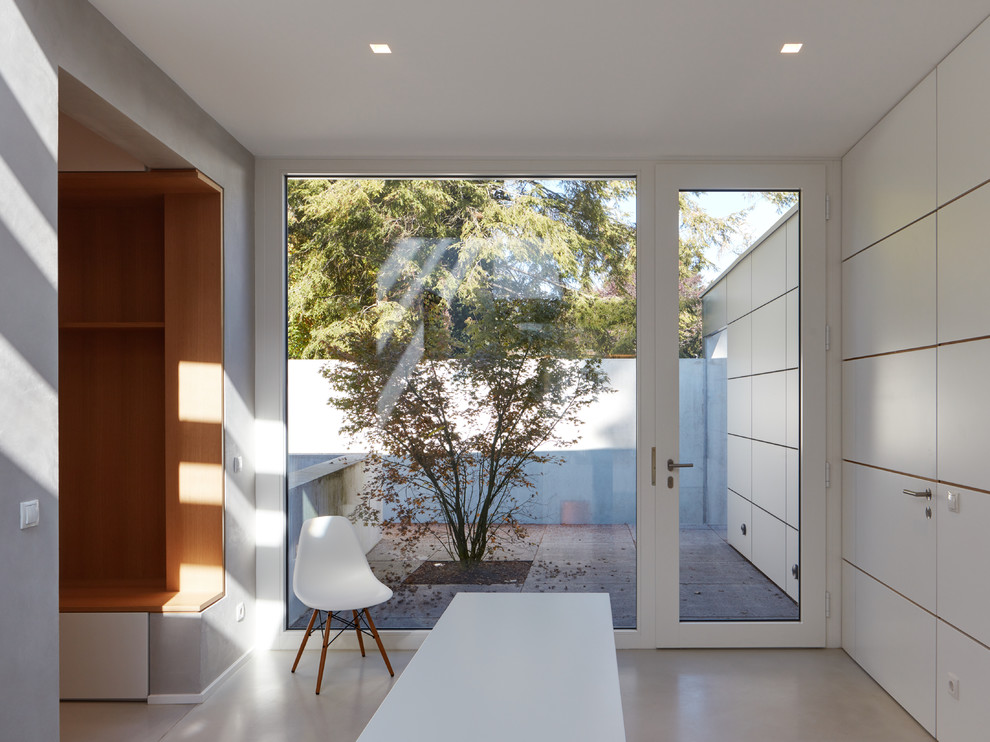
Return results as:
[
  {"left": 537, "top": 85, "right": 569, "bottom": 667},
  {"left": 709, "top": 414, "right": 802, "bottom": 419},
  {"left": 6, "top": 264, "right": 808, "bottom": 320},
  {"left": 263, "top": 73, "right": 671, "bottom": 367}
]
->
[
  {"left": 902, "top": 488, "right": 932, "bottom": 499},
  {"left": 668, "top": 459, "right": 694, "bottom": 472}
]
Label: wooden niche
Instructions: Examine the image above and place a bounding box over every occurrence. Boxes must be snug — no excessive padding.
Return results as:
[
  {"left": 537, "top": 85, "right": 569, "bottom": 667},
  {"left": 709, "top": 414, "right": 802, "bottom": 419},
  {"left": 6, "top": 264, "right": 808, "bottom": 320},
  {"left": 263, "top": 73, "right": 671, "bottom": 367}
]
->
[{"left": 59, "top": 170, "right": 225, "bottom": 613}]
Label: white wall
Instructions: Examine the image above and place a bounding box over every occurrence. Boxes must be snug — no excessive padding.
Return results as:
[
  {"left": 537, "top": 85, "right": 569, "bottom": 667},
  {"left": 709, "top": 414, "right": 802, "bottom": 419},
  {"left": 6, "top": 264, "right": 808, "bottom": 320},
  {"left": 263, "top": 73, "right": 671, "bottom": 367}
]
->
[
  {"left": 841, "top": 15, "right": 990, "bottom": 739},
  {"left": 704, "top": 208, "right": 801, "bottom": 599},
  {"left": 0, "top": 0, "right": 256, "bottom": 731},
  {"left": 288, "top": 358, "right": 638, "bottom": 526},
  {"left": 288, "top": 358, "right": 636, "bottom": 454}
]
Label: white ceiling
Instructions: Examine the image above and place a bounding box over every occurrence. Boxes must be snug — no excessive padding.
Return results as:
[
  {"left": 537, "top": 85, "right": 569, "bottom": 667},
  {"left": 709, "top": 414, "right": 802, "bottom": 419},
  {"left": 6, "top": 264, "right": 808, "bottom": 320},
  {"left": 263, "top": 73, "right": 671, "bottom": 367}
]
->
[{"left": 89, "top": 0, "right": 990, "bottom": 159}]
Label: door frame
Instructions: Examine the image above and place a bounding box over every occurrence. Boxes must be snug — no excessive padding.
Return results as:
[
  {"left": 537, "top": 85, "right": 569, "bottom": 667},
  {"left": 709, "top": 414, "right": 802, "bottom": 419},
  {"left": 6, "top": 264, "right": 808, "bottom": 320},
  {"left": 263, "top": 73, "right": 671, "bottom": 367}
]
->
[
  {"left": 654, "top": 162, "right": 828, "bottom": 648},
  {"left": 255, "top": 158, "right": 660, "bottom": 651}
]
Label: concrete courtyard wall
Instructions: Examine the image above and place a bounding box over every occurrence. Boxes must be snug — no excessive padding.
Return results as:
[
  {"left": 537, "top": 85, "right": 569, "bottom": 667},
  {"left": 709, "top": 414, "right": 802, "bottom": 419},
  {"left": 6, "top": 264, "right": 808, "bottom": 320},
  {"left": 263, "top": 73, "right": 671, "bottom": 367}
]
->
[{"left": 288, "top": 358, "right": 721, "bottom": 527}]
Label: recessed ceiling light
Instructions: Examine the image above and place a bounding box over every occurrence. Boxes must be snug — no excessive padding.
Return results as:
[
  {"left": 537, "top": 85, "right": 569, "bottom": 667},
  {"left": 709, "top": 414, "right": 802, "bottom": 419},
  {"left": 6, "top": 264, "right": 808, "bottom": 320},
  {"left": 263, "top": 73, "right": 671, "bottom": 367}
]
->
[
  {"left": 780, "top": 43, "right": 803, "bottom": 54},
  {"left": 370, "top": 43, "right": 392, "bottom": 54}
]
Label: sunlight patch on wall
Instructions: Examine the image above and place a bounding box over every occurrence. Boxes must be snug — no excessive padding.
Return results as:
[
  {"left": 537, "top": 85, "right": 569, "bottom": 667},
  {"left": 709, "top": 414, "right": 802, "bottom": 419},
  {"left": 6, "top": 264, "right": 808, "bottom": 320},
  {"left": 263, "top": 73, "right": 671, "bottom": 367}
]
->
[
  {"left": 178, "top": 462, "right": 224, "bottom": 505},
  {"left": 0, "top": 333, "right": 57, "bottom": 493},
  {"left": 0, "top": 3, "right": 57, "bottom": 157},
  {"left": 178, "top": 360, "right": 223, "bottom": 423},
  {"left": 256, "top": 509, "right": 286, "bottom": 548},
  {"left": 177, "top": 563, "right": 224, "bottom": 594},
  {"left": 0, "top": 154, "right": 57, "bottom": 285},
  {"left": 255, "top": 418, "right": 286, "bottom": 476}
]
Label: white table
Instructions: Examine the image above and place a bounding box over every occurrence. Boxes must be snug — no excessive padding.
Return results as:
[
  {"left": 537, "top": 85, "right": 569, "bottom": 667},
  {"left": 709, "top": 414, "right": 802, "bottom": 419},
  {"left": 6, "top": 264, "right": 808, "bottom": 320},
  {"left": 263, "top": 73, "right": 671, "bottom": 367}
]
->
[{"left": 357, "top": 592, "right": 626, "bottom": 742}]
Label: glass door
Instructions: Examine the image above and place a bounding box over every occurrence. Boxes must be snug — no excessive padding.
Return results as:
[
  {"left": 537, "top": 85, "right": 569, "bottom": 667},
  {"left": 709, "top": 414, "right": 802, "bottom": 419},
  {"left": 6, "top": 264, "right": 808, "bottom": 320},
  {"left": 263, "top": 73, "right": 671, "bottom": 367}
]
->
[{"left": 655, "top": 164, "right": 827, "bottom": 647}]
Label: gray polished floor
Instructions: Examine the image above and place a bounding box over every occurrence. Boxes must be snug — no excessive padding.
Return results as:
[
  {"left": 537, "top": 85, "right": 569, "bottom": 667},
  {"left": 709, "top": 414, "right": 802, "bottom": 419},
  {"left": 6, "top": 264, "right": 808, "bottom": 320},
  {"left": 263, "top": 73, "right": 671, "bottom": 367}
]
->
[{"left": 61, "top": 649, "right": 933, "bottom": 742}]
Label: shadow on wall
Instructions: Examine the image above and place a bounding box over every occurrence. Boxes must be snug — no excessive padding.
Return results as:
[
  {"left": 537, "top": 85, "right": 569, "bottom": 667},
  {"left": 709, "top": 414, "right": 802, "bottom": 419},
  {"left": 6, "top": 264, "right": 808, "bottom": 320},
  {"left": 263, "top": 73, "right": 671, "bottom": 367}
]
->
[
  {"left": 0, "top": 70, "right": 58, "bottom": 391},
  {"left": 0, "top": 15, "right": 61, "bottom": 737}
]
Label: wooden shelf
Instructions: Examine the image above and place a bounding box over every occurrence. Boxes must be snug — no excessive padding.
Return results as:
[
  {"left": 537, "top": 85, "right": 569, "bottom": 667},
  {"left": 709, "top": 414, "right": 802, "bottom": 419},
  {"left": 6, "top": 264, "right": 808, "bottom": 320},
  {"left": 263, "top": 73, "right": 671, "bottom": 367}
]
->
[
  {"left": 58, "top": 169, "right": 224, "bottom": 615},
  {"left": 60, "top": 321, "right": 165, "bottom": 329},
  {"left": 59, "top": 169, "right": 222, "bottom": 200},
  {"left": 60, "top": 586, "right": 224, "bottom": 613}
]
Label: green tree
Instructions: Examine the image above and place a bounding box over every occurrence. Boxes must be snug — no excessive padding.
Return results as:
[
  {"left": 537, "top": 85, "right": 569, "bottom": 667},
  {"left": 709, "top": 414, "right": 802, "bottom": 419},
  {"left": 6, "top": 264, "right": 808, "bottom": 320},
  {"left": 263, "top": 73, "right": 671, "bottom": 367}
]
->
[
  {"left": 677, "top": 192, "right": 749, "bottom": 358},
  {"left": 676, "top": 191, "right": 798, "bottom": 358},
  {"left": 288, "top": 178, "right": 631, "bottom": 565},
  {"left": 288, "top": 179, "right": 636, "bottom": 361}
]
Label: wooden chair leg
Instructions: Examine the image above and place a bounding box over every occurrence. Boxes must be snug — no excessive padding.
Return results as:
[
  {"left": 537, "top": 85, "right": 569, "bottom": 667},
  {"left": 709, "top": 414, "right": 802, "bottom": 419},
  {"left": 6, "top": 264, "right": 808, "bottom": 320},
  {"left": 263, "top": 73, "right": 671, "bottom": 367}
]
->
[
  {"left": 316, "top": 611, "right": 333, "bottom": 695},
  {"left": 364, "top": 608, "right": 394, "bottom": 677},
  {"left": 353, "top": 610, "right": 366, "bottom": 656},
  {"left": 291, "top": 609, "right": 319, "bottom": 673}
]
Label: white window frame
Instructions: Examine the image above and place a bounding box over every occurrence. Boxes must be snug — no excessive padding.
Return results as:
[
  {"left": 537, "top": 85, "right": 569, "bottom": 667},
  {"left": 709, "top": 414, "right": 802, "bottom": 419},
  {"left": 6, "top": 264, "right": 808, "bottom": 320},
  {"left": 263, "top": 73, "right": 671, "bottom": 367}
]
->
[
  {"left": 255, "top": 159, "right": 658, "bottom": 651},
  {"left": 254, "top": 158, "right": 841, "bottom": 652}
]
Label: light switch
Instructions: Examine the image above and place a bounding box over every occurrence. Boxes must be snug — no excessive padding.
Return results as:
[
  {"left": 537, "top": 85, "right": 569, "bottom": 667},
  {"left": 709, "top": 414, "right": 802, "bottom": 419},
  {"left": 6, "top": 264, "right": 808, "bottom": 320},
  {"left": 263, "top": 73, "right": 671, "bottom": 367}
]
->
[
  {"left": 20, "top": 500, "right": 39, "bottom": 529},
  {"left": 947, "top": 490, "right": 960, "bottom": 513}
]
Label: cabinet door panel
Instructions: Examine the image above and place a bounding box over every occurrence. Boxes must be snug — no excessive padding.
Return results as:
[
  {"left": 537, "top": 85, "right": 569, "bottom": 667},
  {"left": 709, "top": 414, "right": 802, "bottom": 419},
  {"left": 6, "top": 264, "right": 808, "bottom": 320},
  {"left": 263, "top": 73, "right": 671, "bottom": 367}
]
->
[
  {"left": 785, "top": 290, "right": 799, "bottom": 370},
  {"left": 785, "top": 370, "right": 799, "bottom": 450},
  {"left": 727, "top": 435, "right": 752, "bottom": 500},
  {"left": 937, "top": 184, "right": 990, "bottom": 344},
  {"left": 842, "top": 350, "right": 936, "bottom": 478},
  {"left": 727, "top": 377, "right": 751, "bottom": 438},
  {"left": 727, "top": 314, "right": 751, "bottom": 378},
  {"left": 785, "top": 525, "right": 799, "bottom": 600},
  {"left": 751, "top": 507, "right": 786, "bottom": 589},
  {"left": 751, "top": 441, "right": 786, "bottom": 521},
  {"left": 752, "top": 371, "right": 787, "bottom": 447},
  {"left": 842, "top": 563, "right": 936, "bottom": 735},
  {"left": 751, "top": 227, "right": 787, "bottom": 310},
  {"left": 937, "top": 620, "right": 990, "bottom": 742},
  {"left": 938, "top": 17, "right": 990, "bottom": 205},
  {"left": 938, "top": 340, "right": 990, "bottom": 492},
  {"left": 842, "top": 462, "right": 936, "bottom": 611},
  {"left": 842, "top": 71, "right": 936, "bottom": 257},
  {"left": 726, "top": 490, "right": 752, "bottom": 561},
  {"left": 750, "top": 296, "right": 786, "bottom": 375},
  {"left": 60, "top": 612, "right": 149, "bottom": 700},
  {"left": 702, "top": 280, "right": 727, "bottom": 337},
  {"left": 726, "top": 255, "right": 751, "bottom": 322},
  {"left": 785, "top": 215, "right": 799, "bottom": 292},
  {"left": 937, "top": 484, "right": 990, "bottom": 646},
  {"left": 786, "top": 447, "right": 799, "bottom": 528},
  {"left": 842, "top": 216, "right": 936, "bottom": 359}
]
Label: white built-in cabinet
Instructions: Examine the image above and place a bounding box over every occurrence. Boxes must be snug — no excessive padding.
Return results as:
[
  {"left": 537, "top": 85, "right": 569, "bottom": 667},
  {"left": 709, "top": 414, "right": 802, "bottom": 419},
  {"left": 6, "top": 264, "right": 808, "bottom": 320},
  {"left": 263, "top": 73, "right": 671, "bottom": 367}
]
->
[{"left": 841, "top": 14, "right": 990, "bottom": 739}]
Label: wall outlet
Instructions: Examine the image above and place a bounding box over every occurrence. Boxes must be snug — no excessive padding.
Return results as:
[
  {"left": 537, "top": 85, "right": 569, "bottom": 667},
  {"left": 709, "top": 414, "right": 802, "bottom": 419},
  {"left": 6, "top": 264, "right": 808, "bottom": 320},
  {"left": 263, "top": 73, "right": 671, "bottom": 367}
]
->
[
  {"left": 236, "top": 602, "right": 246, "bottom": 622},
  {"left": 232, "top": 455, "right": 243, "bottom": 473},
  {"left": 947, "top": 672, "right": 960, "bottom": 700},
  {"left": 947, "top": 490, "right": 960, "bottom": 513}
]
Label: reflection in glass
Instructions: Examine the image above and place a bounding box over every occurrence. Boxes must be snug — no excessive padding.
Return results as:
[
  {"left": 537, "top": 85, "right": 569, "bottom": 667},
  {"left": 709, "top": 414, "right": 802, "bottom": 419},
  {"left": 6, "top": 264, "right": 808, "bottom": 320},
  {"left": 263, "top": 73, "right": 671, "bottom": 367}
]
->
[
  {"left": 679, "top": 191, "right": 800, "bottom": 621},
  {"left": 285, "top": 179, "right": 637, "bottom": 629}
]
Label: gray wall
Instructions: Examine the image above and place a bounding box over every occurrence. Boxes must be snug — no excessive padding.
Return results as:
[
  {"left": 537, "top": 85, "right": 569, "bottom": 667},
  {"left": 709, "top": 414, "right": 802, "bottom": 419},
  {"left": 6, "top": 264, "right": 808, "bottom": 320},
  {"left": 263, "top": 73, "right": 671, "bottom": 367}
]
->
[
  {"left": 678, "top": 357, "right": 728, "bottom": 527},
  {"left": 0, "top": 0, "right": 59, "bottom": 737},
  {"left": 1, "top": 0, "right": 256, "bottom": 732}
]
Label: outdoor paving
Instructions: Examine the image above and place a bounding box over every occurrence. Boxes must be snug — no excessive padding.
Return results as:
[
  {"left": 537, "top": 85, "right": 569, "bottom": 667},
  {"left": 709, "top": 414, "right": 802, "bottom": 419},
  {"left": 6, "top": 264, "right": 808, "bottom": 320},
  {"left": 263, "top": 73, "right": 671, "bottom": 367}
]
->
[
  {"left": 679, "top": 525, "right": 799, "bottom": 621},
  {"left": 367, "top": 524, "right": 638, "bottom": 629},
  {"left": 290, "top": 523, "right": 796, "bottom": 630}
]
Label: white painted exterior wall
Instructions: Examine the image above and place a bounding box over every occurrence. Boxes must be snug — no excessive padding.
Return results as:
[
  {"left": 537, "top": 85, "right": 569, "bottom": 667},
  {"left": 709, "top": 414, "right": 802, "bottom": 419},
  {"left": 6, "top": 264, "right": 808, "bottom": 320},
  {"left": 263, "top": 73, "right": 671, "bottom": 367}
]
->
[{"left": 702, "top": 208, "right": 801, "bottom": 600}]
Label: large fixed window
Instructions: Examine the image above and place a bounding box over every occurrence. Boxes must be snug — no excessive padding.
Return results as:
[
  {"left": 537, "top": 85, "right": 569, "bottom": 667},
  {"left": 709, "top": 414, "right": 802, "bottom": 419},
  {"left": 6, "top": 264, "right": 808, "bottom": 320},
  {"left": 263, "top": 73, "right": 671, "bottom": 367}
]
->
[{"left": 285, "top": 177, "right": 637, "bottom": 629}]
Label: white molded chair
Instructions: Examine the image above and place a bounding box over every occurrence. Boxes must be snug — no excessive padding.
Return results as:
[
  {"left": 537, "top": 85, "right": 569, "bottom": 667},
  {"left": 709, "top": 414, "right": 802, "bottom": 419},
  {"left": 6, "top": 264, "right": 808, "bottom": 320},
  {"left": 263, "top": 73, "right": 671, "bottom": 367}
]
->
[{"left": 291, "top": 516, "right": 394, "bottom": 693}]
